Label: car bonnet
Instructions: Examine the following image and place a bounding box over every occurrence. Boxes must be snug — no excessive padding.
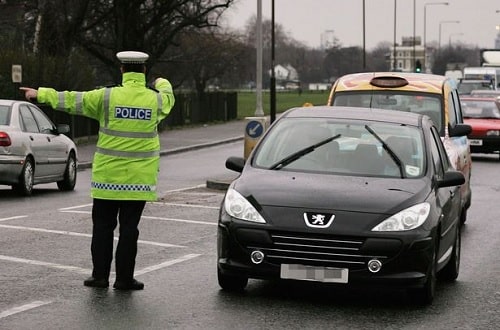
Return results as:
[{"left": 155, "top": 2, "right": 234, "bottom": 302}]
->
[{"left": 232, "top": 168, "right": 428, "bottom": 215}]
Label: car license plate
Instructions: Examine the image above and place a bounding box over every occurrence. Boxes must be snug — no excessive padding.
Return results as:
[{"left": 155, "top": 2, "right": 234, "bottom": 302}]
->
[
  {"left": 280, "top": 264, "right": 348, "bottom": 283},
  {"left": 469, "top": 139, "right": 483, "bottom": 146}
]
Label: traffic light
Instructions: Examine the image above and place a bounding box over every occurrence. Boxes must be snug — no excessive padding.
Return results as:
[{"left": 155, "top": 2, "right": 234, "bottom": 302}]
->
[{"left": 415, "top": 60, "right": 422, "bottom": 73}]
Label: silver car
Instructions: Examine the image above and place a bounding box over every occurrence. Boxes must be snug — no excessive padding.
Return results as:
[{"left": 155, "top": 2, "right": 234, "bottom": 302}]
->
[{"left": 0, "top": 99, "right": 77, "bottom": 196}]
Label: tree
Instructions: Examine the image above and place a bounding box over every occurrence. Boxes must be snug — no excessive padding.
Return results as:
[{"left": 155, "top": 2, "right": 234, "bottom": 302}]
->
[
  {"left": 164, "top": 28, "right": 250, "bottom": 95},
  {"left": 20, "top": 0, "right": 236, "bottom": 85}
]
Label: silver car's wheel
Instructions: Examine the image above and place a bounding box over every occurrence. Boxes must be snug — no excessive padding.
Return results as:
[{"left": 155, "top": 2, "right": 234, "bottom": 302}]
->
[
  {"left": 13, "top": 158, "right": 34, "bottom": 196},
  {"left": 57, "top": 153, "right": 77, "bottom": 191}
]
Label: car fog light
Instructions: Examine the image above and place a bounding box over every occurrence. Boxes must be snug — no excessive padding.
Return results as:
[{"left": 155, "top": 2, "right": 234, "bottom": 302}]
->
[
  {"left": 250, "top": 250, "right": 265, "bottom": 264},
  {"left": 368, "top": 259, "right": 382, "bottom": 273}
]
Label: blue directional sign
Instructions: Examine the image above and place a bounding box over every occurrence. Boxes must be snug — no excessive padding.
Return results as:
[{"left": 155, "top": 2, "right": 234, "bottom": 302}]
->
[{"left": 245, "top": 120, "right": 264, "bottom": 139}]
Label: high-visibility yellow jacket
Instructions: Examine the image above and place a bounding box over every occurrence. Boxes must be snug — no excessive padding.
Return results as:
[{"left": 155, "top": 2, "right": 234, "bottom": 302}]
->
[{"left": 37, "top": 72, "right": 175, "bottom": 201}]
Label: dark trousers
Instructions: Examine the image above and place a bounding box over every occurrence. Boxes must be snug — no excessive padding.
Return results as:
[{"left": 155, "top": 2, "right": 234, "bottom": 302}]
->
[{"left": 91, "top": 199, "right": 146, "bottom": 282}]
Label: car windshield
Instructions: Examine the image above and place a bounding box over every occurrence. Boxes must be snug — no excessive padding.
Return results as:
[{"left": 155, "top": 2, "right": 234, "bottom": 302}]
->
[
  {"left": 253, "top": 118, "right": 425, "bottom": 178},
  {"left": 0, "top": 105, "right": 10, "bottom": 125},
  {"left": 461, "top": 99, "right": 500, "bottom": 119},
  {"left": 458, "top": 81, "right": 494, "bottom": 95},
  {"left": 332, "top": 91, "right": 442, "bottom": 129}
]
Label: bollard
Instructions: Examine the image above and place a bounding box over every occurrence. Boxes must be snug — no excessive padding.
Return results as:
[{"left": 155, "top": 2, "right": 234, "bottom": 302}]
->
[{"left": 244, "top": 116, "right": 268, "bottom": 159}]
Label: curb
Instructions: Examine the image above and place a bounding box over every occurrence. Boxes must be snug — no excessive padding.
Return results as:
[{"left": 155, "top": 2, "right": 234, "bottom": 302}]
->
[
  {"left": 206, "top": 179, "right": 233, "bottom": 190},
  {"left": 77, "top": 136, "right": 244, "bottom": 170}
]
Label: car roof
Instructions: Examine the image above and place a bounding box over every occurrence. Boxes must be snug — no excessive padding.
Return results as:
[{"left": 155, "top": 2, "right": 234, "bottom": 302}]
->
[
  {"left": 333, "top": 72, "right": 449, "bottom": 94},
  {"left": 460, "top": 96, "right": 500, "bottom": 102},
  {"left": 282, "top": 106, "right": 424, "bottom": 127},
  {"left": 0, "top": 99, "right": 21, "bottom": 106}
]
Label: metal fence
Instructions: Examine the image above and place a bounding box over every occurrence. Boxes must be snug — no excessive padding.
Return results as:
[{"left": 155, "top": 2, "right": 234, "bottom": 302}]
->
[{"left": 40, "top": 91, "right": 238, "bottom": 140}]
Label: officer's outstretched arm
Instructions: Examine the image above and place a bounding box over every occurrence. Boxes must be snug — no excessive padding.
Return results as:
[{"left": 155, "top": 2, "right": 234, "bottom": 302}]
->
[{"left": 154, "top": 78, "right": 175, "bottom": 121}]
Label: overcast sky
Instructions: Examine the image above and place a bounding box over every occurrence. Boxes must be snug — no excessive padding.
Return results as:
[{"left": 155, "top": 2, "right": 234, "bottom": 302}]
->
[{"left": 223, "top": 0, "right": 500, "bottom": 50}]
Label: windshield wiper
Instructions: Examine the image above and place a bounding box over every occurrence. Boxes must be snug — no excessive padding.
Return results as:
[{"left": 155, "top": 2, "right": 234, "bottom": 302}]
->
[
  {"left": 364, "top": 125, "right": 405, "bottom": 178},
  {"left": 269, "top": 134, "right": 341, "bottom": 170}
]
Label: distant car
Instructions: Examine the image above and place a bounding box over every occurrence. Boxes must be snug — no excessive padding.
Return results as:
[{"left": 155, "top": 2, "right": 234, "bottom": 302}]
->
[
  {"left": 218, "top": 106, "right": 465, "bottom": 305},
  {"left": 469, "top": 90, "right": 500, "bottom": 98},
  {"left": 461, "top": 96, "right": 500, "bottom": 155},
  {"left": 457, "top": 79, "right": 494, "bottom": 96},
  {"left": 326, "top": 72, "right": 472, "bottom": 224},
  {"left": 0, "top": 99, "right": 77, "bottom": 195}
]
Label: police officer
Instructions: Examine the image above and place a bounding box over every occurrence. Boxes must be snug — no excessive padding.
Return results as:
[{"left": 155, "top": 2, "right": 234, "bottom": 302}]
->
[{"left": 20, "top": 51, "right": 175, "bottom": 290}]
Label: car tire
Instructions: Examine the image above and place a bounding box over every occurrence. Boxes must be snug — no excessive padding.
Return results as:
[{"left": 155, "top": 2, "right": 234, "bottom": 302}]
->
[
  {"left": 57, "top": 152, "right": 77, "bottom": 191},
  {"left": 13, "top": 158, "right": 34, "bottom": 196},
  {"left": 437, "top": 224, "right": 461, "bottom": 281},
  {"left": 409, "top": 243, "right": 437, "bottom": 305},
  {"left": 459, "top": 207, "right": 467, "bottom": 225},
  {"left": 217, "top": 268, "right": 248, "bottom": 292}
]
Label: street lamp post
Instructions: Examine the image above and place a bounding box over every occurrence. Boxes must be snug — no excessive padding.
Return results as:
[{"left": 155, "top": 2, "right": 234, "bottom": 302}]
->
[
  {"left": 448, "top": 32, "right": 463, "bottom": 47},
  {"left": 439, "top": 20, "right": 460, "bottom": 50},
  {"left": 423, "top": 2, "right": 448, "bottom": 72}
]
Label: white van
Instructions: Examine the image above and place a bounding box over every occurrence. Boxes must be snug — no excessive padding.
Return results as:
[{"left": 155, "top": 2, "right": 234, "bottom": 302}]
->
[{"left": 462, "top": 67, "right": 500, "bottom": 89}]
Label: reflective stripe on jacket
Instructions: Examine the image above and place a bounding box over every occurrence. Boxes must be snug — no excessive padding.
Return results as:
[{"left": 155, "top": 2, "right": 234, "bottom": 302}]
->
[{"left": 37, "top": 72, "right": 175, "bottom": 201}]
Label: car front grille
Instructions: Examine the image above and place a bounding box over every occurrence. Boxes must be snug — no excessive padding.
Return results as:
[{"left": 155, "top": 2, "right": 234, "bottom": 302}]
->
[{"left": 247, "top": 231, "right": 387, "bottom": 270}]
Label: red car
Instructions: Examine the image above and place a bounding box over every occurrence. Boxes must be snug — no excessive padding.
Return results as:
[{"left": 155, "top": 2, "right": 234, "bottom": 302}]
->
[{"left": 461, "top": 96, "right": 500, "bottom": 155}]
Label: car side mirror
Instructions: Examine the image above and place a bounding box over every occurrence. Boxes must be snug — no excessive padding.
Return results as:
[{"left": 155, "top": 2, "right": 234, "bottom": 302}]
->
[
  {"left": 437, "top": 170, "right": 465, "bottom": 188},
  {"left": 448, "top": 123, "right": 472, "bottom": 137},
  {"left": 226, "top": 156, "right": 245, "bottom": 173},
  {"left": 56, "top": 124, "right": 70, "bottom": 134}
]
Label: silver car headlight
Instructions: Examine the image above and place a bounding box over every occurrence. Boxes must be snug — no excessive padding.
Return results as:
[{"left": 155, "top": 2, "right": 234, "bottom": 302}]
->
[
  {"left": 372, "top": 202, "right": 430, "bottom": 231},
  {"left": 224, "top": 188, "right": 266, "bottom": 223},
  {"left": 486, "top": 130, "right": 500, "bottom": 136}
]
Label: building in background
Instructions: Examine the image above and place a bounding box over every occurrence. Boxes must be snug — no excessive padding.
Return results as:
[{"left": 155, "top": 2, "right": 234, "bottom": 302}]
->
[
  {"left": 389, "top": 36, "right": 425, "bottom": 73},
  {"left": 321, "top": 30, "right": 337, "bottom": 49}
]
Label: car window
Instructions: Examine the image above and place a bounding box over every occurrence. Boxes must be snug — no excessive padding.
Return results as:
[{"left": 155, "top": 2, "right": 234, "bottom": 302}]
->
[
  {"left": 19, "top": 105, "right": 40, "bottom": 133},
  {"left": 253, "top": 118, "right": 424, "bottom": 178},
  {"left": 462, "top": 99, "right": 500, "bottom": 118},
  {"left": 30, "top": 105, "right": 55, "bottom": 134},
  {"left": 0, "top": 105, "right": 10, "bottom": 125},
  {"left": 451, "top": 90, "right": 464, "bottom": 124},
  {"left": 429, "top": 126, "right": 448, "bottom": 177},
  {"left": 332, "top": 91, "right": 442, "bottom": 131},
  {"left": 447, "top": 90, "right": 458, "bottom": 127}
]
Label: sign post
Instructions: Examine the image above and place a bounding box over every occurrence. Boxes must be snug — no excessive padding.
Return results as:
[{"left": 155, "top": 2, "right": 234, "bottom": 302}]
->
[
  {"left": 12, "top": 65, "right": 22, "bottom": 83},
  {"left": 244, "top": 117, "right": 268, "bottom": 159},
  {"left": 12, "top": 64, "right": 22, "bottom": 99}
]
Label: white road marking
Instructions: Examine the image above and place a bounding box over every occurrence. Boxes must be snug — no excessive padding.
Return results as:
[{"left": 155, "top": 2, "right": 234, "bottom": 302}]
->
[
  {"left": 0, "top": 301, "right": 52, "bottom": 320},
  {"left": 58, "top": 203, "right": 92, "bottom": 211},
  {"left": 151, "top": 201, "right": 220, "bottom": 210},
  {"left": 0, "top": 224, "right": 185, "bottom": 248},
  {"left": 0, "top": 253, "right": 201, "bottom": 278},
  {"left": 0, "top": 255, "right": 90, "bottom": 274},
  {"left": 162, "top": 184, "right": 206, "bottom": 193},
  {"left": 58, "top": 210, "right": 218, "bottom": 226},
  {"left": 0, "top": 215, "right": 28, "bottom": 222},
  {"left": 142, "top": 215, "right": 217, "bottom": 226},
  {"left": 134, "top": 253, "right": 201, "bottom": 276}
]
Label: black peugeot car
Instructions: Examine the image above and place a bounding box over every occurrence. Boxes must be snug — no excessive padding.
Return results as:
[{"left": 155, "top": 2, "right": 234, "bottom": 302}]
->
[{"left": 217, "top": 106, "right": 465, "bottom": 305}]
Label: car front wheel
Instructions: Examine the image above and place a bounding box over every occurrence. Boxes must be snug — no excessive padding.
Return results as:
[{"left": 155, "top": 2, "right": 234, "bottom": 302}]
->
[
  {"left": 217, "top": 268, "right": 248, "bottom": 292},
  {"left": 57, "top": 152, "right": 77, "bottom": 191},
  {"left": 13, "top": 158, "right": 34, "bottom": 196},
  {"left": 409, "top": 244, "right": 437, "bottom": 305},
  {"left": 437, "top": 224, "right": 461, "bottom": 281}
]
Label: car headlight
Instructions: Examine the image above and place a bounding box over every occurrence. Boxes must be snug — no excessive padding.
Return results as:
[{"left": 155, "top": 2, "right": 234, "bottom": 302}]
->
[
  {"left": 372, "top": 202, "right": 430, "bottom": 231},
  {"left": 486, "top": 130, "right": 500, "bottom": 136},
  {"left": 224, "top": 188, "right": 266, "bottom": 223}
]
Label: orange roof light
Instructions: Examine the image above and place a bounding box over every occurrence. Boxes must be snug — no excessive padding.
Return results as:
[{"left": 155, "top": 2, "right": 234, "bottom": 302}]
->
[{"left": 370, "top": 76, "right": 409, "bottom": 88}]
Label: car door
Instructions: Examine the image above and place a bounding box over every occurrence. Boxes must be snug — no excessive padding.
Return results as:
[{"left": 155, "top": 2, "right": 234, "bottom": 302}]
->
[
  {"left": 18, "top": 104, "right": 50, "bottom": 177},
  {"left": 30, "top": 105, "right": 68, "bottom": 176},
  {"left": 430, "top": 126, "right": 461, "bottom": 260},
  {"left": 449, "top": 88, "right": 472, "bottom": 209}
]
